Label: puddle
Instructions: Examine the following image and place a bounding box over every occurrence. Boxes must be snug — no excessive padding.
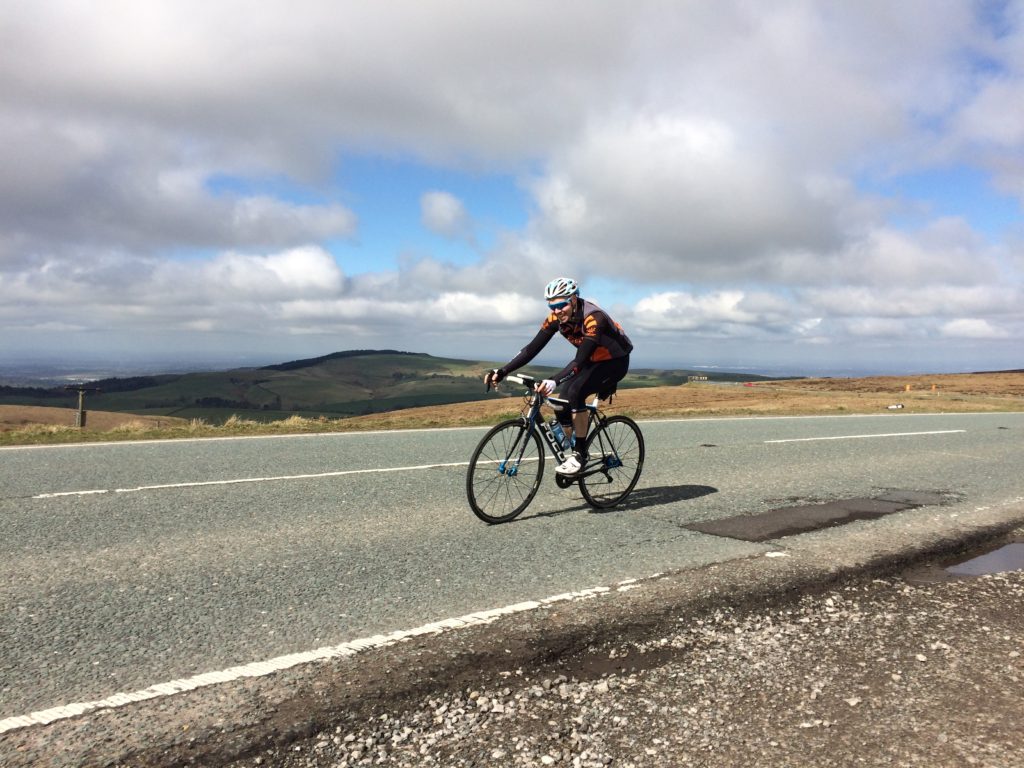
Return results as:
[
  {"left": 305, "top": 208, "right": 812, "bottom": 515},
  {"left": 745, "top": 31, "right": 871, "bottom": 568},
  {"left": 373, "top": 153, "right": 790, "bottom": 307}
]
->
[
  {"left": 945, "top": 542, "right": 1024, "bottom": 576},
  {"left": 903, "top": 534, "right": 1024, "bottom": 584}
]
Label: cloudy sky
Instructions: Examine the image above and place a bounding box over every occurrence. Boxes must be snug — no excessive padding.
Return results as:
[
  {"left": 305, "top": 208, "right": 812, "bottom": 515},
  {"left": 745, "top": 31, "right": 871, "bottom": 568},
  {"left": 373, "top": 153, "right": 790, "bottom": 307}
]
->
[{"left": 2, "top": 1, "right": 1022, "bottom": 376}]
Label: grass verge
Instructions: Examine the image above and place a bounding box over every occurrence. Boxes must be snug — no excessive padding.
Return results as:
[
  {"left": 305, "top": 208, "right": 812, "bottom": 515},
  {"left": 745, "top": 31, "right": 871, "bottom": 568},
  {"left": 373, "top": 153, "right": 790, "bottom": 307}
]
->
[{"left": 2, "top": 374, "right": 1022, "bottom": 447}]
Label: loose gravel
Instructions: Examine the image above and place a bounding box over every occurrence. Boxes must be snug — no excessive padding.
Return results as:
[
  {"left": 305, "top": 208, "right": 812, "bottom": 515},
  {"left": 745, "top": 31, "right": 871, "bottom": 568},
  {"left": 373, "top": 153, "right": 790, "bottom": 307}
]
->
[{"left": 221, "top": 568, "right": 1024, "bottom": 768}]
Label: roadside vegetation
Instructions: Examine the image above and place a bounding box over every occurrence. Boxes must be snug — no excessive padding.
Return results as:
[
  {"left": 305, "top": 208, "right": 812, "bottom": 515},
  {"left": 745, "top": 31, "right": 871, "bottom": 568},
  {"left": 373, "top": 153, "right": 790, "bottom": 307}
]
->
[
  {"left": 0, "top": 350, "right": 773, "bottom": 426},
  {"left": 2, "top": 372, "right": 1021, "bottom": 447}
]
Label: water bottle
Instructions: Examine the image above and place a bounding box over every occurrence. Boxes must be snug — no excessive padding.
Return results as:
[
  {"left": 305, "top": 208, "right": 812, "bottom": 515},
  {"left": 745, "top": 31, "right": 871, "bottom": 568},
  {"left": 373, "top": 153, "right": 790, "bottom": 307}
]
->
[{"left": 549, "top": 419, "right": 568, "bottom": 450}]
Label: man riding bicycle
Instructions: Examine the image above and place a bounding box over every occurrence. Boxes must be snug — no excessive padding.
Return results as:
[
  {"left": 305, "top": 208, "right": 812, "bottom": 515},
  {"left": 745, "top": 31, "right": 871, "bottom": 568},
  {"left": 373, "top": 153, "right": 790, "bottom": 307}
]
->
[{"left": 485, "top": 277, "right": 633, "bottom": 476}]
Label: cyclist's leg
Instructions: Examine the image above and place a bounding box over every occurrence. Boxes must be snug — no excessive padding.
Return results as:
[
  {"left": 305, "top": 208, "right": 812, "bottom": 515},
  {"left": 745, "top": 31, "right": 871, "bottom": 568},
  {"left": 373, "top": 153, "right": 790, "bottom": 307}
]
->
[
  {"left": 556, "top": 358, "right": 625, "bottom": 475},
  {"left": 553, "top": 375, "right": 590, "bottom": 474},
  {"left": 577, "top": 355, "right": 629, "bottom": 446},
  {"left": 563, "top": 356, "right": 629, "bottom": 444},
  {"left": 560, "top": 373, "right": 591, "bottom": 445},
  {"left": 592, "top": 354, "right": 629, "bottom": 397}
]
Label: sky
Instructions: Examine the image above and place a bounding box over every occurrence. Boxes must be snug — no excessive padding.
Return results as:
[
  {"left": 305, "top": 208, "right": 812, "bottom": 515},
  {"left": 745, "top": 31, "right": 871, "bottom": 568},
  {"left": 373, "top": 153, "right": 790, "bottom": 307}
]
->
[{"left": 1, "top": 1, "right": 1023, "bottom": 377}]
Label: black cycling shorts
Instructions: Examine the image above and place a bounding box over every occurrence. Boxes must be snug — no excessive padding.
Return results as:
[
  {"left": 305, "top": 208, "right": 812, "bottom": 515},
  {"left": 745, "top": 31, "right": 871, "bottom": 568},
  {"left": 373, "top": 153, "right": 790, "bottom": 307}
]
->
[{"left": 559, "top": 355, "right": 630, "bottom": 420}]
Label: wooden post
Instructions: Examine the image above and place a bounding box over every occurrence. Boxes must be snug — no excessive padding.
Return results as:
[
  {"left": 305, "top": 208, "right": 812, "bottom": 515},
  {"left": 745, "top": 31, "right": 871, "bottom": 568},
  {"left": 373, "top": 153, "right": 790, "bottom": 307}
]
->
[{"left": 64, "top": 385, "right": 101, "bottom": 428}]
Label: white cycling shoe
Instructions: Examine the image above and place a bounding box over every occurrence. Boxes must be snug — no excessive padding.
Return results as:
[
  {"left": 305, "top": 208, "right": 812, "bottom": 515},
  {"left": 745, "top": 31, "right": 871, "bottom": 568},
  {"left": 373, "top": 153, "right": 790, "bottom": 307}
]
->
[{"left": 555, "top": 451, "right": 585, "bottom": 475}]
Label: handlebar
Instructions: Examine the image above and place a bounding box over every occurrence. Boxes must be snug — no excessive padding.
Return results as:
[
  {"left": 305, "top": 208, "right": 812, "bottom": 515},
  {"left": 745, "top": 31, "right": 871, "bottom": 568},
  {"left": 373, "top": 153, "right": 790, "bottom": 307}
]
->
[
  {"left": 488, "top": 371, "right": 601, "bottom": 410},
  {"left": 504, "top": 373, "right": 537, "bottom": 387},
  {"left": 485, "top": 370, "right": 539, "bottom": 394}
]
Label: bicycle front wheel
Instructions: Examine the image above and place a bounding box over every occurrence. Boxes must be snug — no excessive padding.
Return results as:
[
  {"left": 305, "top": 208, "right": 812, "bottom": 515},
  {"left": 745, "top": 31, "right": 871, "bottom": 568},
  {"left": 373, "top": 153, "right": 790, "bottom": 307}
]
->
[
  {"left": 580, "top": 416, "right": 644, "bottom": 509},
  {"left": 466, "top": 419, "right": 545, "bottom": 524}
]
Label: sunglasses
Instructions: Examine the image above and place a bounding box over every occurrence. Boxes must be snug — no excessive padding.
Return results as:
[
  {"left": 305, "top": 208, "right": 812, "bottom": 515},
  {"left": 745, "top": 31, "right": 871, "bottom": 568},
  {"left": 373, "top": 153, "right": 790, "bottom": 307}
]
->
[{"left": 548, "top": 299, "right": 572, "bottom": 311}]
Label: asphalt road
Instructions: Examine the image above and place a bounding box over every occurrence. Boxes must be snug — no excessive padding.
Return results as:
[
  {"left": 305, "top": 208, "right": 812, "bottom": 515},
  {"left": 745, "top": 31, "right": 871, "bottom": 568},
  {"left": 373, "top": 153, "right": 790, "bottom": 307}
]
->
[{"left": 2, "top": 412, "right": 1022, "bottom": 729}]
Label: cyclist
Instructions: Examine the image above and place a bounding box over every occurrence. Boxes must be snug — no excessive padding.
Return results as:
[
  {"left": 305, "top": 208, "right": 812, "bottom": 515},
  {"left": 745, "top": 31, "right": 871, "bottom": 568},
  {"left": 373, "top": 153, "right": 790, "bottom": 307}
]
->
[{"left": 485, "top": 277, "right": 633, "bottom": 475}]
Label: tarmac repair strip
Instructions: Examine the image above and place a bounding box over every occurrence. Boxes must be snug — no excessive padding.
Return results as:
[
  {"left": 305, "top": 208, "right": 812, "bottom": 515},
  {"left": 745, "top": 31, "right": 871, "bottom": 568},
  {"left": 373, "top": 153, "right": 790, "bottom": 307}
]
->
[{"left": 685, "top": 490, "right": 953, "bottom": 542}]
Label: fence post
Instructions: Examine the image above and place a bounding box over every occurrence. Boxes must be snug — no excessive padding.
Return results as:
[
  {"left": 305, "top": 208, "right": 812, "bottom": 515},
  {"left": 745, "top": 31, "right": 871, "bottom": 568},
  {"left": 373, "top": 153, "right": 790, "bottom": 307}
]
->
[{"left": 64, "top": 385, "right": 101, "bottom": 428}]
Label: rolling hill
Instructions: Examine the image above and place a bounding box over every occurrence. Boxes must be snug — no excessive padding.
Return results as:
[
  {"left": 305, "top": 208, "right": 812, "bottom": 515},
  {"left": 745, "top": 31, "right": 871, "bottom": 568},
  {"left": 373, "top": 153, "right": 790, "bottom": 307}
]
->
[{"left": 0, "top": 350, "right": 783, "bottom": 425}]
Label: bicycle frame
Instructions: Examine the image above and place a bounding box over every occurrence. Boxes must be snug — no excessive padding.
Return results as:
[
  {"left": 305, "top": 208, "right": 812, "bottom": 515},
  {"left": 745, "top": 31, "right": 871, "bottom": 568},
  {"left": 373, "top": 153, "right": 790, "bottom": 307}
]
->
[{"left": 500, "top": 373, "right": 610, "bottom": 481}]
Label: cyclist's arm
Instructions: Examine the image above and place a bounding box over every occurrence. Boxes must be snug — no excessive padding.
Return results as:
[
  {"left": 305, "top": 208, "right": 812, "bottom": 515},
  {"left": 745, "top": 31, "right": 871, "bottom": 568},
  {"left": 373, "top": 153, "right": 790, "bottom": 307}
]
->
[
  {"left": 549, "top": 336, "right": 598, "bottom": 384},
  {"left": 497, "top": 325, "right": 557, "bottom": 378}
]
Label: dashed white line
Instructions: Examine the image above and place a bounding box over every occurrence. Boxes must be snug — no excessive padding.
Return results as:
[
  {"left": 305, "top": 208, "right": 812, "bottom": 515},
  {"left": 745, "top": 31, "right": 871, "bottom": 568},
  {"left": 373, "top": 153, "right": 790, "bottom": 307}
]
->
[
  {"left": 764, "top": 429, "right": 965, "bottom": 444},
  {"left": 0, "top": 582, "right": 626, "bottom": 734},
  {"left": 32, "top": 460, "right": 471, "bottom": 499}
]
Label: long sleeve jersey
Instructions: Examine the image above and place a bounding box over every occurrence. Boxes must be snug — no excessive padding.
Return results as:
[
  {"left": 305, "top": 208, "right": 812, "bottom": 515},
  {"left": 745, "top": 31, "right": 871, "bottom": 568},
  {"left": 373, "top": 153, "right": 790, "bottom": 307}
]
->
[{"left": 501, "top": 298, "right": 632, "bottom": 385}]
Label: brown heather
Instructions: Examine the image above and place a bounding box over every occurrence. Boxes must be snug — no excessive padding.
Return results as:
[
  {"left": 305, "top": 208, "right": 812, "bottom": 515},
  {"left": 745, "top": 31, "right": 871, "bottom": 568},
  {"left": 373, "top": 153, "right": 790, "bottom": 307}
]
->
[{"left": 2, "top": 371, "right": 1022, "bottom": 446}]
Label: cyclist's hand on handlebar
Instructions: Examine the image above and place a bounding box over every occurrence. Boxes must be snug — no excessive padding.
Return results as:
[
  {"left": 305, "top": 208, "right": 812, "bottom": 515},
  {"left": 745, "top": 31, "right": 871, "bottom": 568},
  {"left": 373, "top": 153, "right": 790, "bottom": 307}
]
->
[
  {"left": 484, "top": 369, "right": 505, "bottom": 390},
  {"left": 536, "top": 378, "right": 556, "bottom": 396}
]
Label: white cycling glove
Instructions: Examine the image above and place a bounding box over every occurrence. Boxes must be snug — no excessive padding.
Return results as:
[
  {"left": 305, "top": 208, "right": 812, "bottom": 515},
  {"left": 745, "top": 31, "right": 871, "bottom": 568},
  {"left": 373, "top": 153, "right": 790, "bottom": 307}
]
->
[{"left": 537, "top": 379, "right": 557, "bottom": 395}]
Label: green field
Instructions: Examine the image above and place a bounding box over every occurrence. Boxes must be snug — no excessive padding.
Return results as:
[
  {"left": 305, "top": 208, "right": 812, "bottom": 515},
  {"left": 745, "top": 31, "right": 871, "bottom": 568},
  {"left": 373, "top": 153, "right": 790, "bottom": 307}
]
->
[{"left": 0, "top": 350, "right": 784, "bottom": 425}]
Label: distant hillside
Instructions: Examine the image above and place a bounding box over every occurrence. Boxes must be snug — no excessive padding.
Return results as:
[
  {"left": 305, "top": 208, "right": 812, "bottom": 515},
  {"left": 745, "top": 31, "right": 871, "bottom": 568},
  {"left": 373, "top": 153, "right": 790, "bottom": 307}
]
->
[
  {"left": 0, "top": 350, "right": 785, "bottom": 425},
  {"left": 261, "top": 349, "right": 424, "bottom": 372}
]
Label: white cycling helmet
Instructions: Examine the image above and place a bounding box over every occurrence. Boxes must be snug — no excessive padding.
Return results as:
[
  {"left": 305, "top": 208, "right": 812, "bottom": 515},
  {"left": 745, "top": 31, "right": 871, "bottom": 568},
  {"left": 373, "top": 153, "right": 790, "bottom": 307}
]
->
[{"left": 544, "top": 277, "right": 579, "bottom": 301}]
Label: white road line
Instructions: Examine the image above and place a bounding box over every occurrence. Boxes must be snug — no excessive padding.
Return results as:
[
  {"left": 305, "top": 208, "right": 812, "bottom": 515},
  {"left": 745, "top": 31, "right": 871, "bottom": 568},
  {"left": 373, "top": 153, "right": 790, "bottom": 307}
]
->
[
  {"left": 0, "top": 424, "right": 491, "bottom": 451},
  {"left": 765, "top": 429, "right": 966, "bottom": 444},
  {"left": 9, "top": 411, "right": 1018, "bottom": 453},
  {"left": 0, "top": 581, "right": 628, "bottom": 734},
  {"left": 32, "top": 460, "right": 471, "bottom": 499}
]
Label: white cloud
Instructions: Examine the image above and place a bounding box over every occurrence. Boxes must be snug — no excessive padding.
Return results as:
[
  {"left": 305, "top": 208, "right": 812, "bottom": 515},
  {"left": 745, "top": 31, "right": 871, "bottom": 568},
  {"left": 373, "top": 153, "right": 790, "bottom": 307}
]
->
[
  {"left": 0, "top": 247, "right": 345, "bottom": 330},
  {"left": 0, "top": 117, "right": 357, "bottom": 263},
  {"left": 821, "top": 219, "right": 994, "bottom": 287},
  {"left": 801, "top": 284, "right": 1020, "bottom": 319},
  {"left": 199, "top": 247, "right": 345, "bottom": 298},
  {"left": 231, "top": 198, "right": 357, "bottom": 246},
  {"left": 421, "top": 191, "right": 472, "bottom": 241},
  {"left": 940, "top": 318, "right": 1010, "bottom": 339},
  {"left": 634, "top": 291, "right": 760, "bottom": 331},
  {"left": 955, "top": 79, "right": 1024, "bottom": 148},
  {"left": 530, "top": 114, "right": 840, "bottom": 279},
  {"left": 622, "top": 280, "right": 1023, "bottom": 356}
]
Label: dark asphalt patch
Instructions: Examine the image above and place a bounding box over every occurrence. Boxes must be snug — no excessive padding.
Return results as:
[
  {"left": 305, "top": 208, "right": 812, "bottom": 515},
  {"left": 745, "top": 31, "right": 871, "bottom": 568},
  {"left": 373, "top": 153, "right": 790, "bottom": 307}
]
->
[{"left": 686, "top": 490, "right": 950, "bottom": 542}]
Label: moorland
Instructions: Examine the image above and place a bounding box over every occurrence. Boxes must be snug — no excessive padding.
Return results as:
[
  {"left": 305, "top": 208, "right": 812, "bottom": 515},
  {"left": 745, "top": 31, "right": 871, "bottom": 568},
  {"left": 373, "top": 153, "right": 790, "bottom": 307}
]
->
[{"left": 1, "top": 354, "right": 1021, "bottom": 446}]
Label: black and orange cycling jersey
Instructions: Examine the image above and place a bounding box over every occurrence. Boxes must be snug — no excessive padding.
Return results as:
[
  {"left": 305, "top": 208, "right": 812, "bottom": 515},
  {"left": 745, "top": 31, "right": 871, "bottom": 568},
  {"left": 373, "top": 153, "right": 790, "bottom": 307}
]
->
[{"left": 500, "top": 298, "right": 633, "bottom": 386}]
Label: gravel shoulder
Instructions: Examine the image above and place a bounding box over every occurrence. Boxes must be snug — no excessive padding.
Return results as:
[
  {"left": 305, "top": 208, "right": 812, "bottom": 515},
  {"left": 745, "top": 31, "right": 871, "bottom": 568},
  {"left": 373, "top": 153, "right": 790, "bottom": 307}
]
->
[{"left": 240, "top": 565, "right": 1024, "bottom": 768}]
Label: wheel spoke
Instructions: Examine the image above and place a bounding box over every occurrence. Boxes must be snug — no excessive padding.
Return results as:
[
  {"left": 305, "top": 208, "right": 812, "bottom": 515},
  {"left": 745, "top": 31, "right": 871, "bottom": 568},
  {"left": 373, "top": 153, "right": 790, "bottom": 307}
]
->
[
  {"left": 466, "top": 421, "right": 545, "bottom": 523},
  {"left": 579, "top": 416, "right": 644, "bottom": 508}
]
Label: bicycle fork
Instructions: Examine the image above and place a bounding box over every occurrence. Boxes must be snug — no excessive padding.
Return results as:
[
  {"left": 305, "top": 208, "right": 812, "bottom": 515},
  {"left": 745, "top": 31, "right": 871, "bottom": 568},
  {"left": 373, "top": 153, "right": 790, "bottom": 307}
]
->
[{"left": 498, "top": 422, "right": 535, "bottom": 476}]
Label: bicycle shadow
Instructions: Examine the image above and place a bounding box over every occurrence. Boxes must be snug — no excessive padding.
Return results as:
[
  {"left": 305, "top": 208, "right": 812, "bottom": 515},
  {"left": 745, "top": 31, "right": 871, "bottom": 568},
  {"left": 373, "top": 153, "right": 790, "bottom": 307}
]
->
[
  {"left": 597, "top": 484, "right": 718, "bottom": 512},
  {"left": 521, "top": 484, "right": 718, "bottom": 522}
]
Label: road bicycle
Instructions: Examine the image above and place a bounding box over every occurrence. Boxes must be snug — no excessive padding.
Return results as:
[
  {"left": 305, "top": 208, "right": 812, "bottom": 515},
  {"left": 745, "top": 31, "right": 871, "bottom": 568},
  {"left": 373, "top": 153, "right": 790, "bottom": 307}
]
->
[{"left": 466, "top": 373, "right": 645, "bottom": 524}]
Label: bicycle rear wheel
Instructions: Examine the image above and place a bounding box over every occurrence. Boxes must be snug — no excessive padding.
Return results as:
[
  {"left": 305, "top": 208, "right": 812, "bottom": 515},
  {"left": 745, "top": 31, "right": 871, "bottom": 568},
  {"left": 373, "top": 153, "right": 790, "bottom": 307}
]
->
[
  {"left": 466, "top": 419, "right": 545, "bottom": 523},
  {"left": 579, "top": 415, "right": 644, "bottom": 509}
]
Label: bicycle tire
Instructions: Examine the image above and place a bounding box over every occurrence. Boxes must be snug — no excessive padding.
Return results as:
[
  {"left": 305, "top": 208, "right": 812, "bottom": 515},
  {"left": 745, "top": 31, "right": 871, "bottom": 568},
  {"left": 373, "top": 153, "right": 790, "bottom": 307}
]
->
[
  {"left": 466, "top": 419, "right": 545, "bottom": 524},
  {"left": 579, "top": 415, "right": 644, "bottom": 509}
]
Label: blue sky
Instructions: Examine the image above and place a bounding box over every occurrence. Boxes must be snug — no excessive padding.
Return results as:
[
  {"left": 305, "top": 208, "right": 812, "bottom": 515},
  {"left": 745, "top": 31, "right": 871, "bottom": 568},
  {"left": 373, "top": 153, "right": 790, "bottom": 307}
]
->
[
  {"left": 1, "top": 1, "right": 1022, "bottom": 377},
  {"left": 333, "top": 156, "right": 532, "bottom": 271},
  {"left": 861, "top": 167, "right": 1020, "bottom": 238}
]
